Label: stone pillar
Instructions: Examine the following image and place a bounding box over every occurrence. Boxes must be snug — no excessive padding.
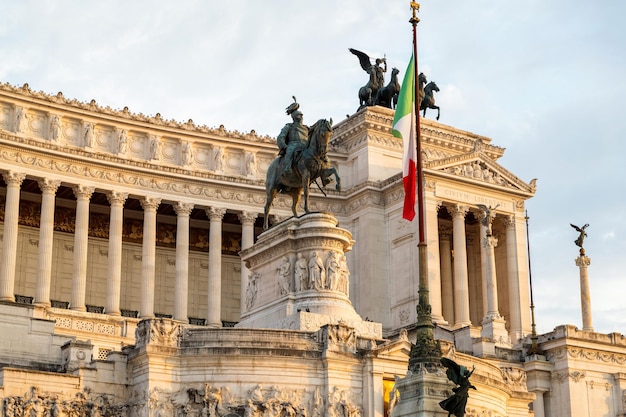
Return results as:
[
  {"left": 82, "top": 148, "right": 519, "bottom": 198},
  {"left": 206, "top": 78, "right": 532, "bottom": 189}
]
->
[
  {"left": 71, "top": 185, "right": 94, "bottom": 311},
  {"left": 425, "top": 196, "right": 444, "bottom": 323},
  {"left": 238, "top": 211, "right": 257, "bottom": 315},
  {"left": 448, "top": 204, "right": 471, "bottom": 327},
  {"left": 504, "top": 215, "right": 523, "bottom": 342},
  {"left": 576, "top": 254, "right": 593, "bottom": 332},
  {"left": 206, "top": 207, "right": 226, "bottom": 327},
  {"left": 533, "top": 391, "right": 546, "bottom": 417},
  {"left": 173, "top": 202, "right": 194, "bottom": 322},
  {"left": 0, "top": 171, "right": 25, "bottom": 301},
  {"left": 140, "top": 196, "right": 161, "bottom": 318},
  {"left": 106, "top": 191, "right": 128, "bottom": 316},
  {"left": 482, "top": 234, "right": 500, "bottom": 320},
  {"left": 439, "top": 227, "right": 454, "bottom": 324},
  {"left": 34, "top": 178, "right": 61, "bottom": 307}
]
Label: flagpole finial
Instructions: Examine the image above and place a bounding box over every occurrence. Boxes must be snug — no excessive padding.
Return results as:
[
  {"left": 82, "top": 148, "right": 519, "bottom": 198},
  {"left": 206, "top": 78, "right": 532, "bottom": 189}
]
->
[{"left": 410, "top": 1, "right": 420, "bottom": 25}]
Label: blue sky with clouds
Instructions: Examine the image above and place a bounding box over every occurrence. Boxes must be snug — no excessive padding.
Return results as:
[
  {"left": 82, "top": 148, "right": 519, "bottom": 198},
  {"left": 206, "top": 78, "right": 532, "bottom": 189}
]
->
[{"left": 2, "top": 0, "right": 625, "bottom": 335}]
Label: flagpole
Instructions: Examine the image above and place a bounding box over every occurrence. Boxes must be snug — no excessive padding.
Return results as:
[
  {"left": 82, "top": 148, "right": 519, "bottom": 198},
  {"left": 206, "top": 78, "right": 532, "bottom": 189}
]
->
[{"left": 407, "top": 1, "right": 441, "bottom": 369}]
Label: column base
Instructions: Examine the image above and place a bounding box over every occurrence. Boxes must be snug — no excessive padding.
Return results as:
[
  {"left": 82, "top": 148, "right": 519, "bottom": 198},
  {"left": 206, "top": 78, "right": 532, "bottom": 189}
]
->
[{"left": 480, "top": 315, "right": 511, "bottom": 347}]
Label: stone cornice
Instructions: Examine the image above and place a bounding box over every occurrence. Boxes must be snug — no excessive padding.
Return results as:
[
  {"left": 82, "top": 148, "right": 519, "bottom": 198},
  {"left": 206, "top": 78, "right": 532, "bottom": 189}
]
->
[{"left": 0, "top": 82, "right": 276, "bottom": 144}]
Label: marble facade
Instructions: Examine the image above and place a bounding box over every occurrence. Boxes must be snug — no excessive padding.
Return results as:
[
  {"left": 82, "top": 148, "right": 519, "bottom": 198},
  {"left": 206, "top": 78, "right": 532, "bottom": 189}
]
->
[{"left": 0, "top": 82, "right": 623, "bottom": 417}]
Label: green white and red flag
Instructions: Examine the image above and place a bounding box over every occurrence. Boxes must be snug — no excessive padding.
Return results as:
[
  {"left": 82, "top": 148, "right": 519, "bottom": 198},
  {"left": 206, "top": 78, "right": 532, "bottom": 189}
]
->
[{"left": 392, "top": 54, "right": 416, "bottom": 221}]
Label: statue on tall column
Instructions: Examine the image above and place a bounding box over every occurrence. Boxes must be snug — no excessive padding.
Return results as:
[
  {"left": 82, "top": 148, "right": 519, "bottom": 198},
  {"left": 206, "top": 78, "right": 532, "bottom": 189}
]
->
[{"left": 570, "top": 223, "right": 589, "bottom": 253}]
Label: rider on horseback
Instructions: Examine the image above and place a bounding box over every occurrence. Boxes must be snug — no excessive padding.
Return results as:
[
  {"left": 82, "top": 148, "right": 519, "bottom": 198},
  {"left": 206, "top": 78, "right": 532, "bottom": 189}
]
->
[{"left": 277, "top": 97, "right": 308, "bottom": 178}]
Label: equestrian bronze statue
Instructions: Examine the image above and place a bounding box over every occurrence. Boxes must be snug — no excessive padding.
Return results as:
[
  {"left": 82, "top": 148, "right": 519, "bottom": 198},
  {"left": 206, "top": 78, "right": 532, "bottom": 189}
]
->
[{"left": 264, "top": 99, "right": 341, "bottom": 229}]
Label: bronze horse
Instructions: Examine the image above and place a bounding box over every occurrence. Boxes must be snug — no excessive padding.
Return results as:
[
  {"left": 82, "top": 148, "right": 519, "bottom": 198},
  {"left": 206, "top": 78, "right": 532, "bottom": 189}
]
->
[
  {"left": 377, "top": 67, "right": 400, "bottom": 108},
  {"left": 421, "top": 81, "right": 440, "bottom": 120},
  {"left": 263, "top": 118, "right": 341, "bottom": 229}
]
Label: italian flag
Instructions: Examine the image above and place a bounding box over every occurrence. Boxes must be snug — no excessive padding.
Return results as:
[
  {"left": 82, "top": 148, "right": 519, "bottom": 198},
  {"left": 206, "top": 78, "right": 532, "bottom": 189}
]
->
[{"left": 392, "top": 55, "right": 417, "bottom": 221}]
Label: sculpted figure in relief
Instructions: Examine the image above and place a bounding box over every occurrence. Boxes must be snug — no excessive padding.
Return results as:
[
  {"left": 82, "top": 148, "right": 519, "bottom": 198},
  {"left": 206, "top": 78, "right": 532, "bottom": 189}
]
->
[
  {"left": 277, "top": 256, "right": 291, "bottom": 295},
  {"left": 149, "top": 135, "right": 161, "bottom": 160},
  {"left": 294, "top": 253, "right": 308, "bottom": 292},
  {"left": 308, "top": 252, "right": 325, "bottom": 290},
  {"left": 245, "top": 151, "right": 257, "bottom": 177},
  {"left": 325, "top": 251, "right": 339, "bottom": 291},
  {"left": 118, "top": 129, "right": 128, "bottom": 154},
  {"left": 214, "top": 146, "right": 225, "bottom": 173},
  {"left": 15, "top": 106, "right": 28, "bottom": 133},
  {"left": 246, "top": 273, "right": 259, "bottom": 311},
  {"left": 182, "top": 141, "right": 194, "bottom": 166},
  {"left": 84, "top": 122, "right": 95, "bottom": 148},
  {"left": 49, "top": 115, "right": 60, "bottom": 142}
]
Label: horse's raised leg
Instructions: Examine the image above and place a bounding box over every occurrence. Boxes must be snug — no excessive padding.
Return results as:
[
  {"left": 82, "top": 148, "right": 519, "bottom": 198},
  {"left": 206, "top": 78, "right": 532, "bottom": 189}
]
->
[{"left": 435, "top": 105, "right": 440, "bottom": 120}]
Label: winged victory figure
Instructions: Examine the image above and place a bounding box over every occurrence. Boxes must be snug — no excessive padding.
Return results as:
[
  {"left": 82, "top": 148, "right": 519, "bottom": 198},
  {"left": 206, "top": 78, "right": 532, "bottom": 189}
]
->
[
  {"left": 349, "top": 48, "right": 386, "bottom": 109},
  {"left": 439, "top": 358, "right": 476, "bottom": 417}
]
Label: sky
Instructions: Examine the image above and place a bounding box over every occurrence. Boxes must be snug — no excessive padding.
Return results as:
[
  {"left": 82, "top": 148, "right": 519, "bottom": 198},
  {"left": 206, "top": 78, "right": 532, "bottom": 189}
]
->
[{"left": 1, "top": 0, "right": 625, "bottom": 335}]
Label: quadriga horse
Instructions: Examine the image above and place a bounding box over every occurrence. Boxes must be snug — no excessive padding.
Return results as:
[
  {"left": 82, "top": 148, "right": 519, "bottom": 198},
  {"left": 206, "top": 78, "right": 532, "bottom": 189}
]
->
[
  {"left": 421, "top": 81, "right": 440, "bottom": 120},
  {"left": 263, "top": 118, "right": 340, "bottom": 229}
]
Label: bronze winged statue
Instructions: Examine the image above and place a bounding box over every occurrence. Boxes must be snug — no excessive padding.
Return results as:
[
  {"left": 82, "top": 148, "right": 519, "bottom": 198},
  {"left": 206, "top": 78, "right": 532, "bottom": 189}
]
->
[
  {"left": 439, "top": 358, "right": 476, "bottom": 417},
  {"left": 349, "top": 48, "right": 386, "bottom": 110},
  {"left": 570, "top": 223, "right": 589, "bottom": 249}
]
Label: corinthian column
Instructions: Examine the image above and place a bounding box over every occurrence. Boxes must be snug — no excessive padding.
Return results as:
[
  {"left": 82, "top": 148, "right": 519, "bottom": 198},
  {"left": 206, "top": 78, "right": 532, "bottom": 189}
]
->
[
  {"left": 140, "top": 196, "right": 161, "bottom": 318},
  {"left": 71, "top": 185, "right": 94, "bottom": 311},
  {"left": 173, "top": 202, "right": 194, "bottom": 322},
  {"left": 0, "top": 171, "right": 25, "bottom": 301},
  {"left": 504, "top": 215, "right": 523, "bottom": 341},
  {"left": 35, "top": 178, "right": 61, "bottom": 306},
  {"left": 206, "top": 207, "right": 226, "bottom": 327},
  {"left": 448, "top": 204, "right": 471, "bottom": 327},
  {"left": 424, "top": 196, "right": 444, "bottom": 323},
  {"left": 238, "top": 211, "right": 257, "bottom": 315},
  {"left": 576, "top": 254, "right": 593, "bottom": 332},
  {"left": 439, "top": 227, "right": 454, "bottom": 324},
  {"left": 106, "top": 191, "right": 128, "bottom": 316}
]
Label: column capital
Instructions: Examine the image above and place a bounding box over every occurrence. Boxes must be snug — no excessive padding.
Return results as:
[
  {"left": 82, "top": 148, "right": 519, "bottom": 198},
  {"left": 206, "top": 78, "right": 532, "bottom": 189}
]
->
[
  {"left": 174, "top": 202, "right": 194, "bottom": 217},
  {"left": 575, "top": 255, "right": 591, "bottom": 267},
  {"left": 37, "top": 178, "right": 61, "bottom": 194},
  {"left": 502, "top": 214, "right": 516, "bottom": 229},
  {"left": 447, "top": 203, "right": 469, "bottom": 219},
  {"left": 72, "top": 185, "right": 95, "bottom": 200},
  {"left": 206, "top": 207, "right": 226, "bottom": 221},
  {"left": 438, "top": 226, "right": 453, "bottom": 240},
  {"left": 140, "top": 196, "right": 161, "bottom": 211},
  {"left": 106, "top": 191, "right": 128, "bottom": 206},
  {"left": 2, "top": 171, "right": 25, "bottom": 187},
  {"left": 482, "top": 235, "right": 499, "bottom": 248},
  {"left": 238, "top": 211, "right": 257, "bottom": 225}
]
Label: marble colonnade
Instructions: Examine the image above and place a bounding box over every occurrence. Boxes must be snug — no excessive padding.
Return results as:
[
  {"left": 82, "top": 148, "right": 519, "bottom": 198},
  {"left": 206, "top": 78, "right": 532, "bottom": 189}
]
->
[{"left": 0, "top": 169, "right": 256, "bottom": 325}]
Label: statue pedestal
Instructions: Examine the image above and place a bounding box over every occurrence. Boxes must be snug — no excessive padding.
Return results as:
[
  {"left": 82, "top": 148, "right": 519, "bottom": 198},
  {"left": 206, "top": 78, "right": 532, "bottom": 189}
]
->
[
  {"left": 391, "top": 364, "right": 450, "bottom": 417},
  {"left": 238, "top": 213, "right": 381, "bottom": 339}
]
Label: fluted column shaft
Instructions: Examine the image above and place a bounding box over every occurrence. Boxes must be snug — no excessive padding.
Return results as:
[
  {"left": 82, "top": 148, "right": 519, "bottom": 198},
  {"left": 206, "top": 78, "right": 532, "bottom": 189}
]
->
[
  {"left": 71, "top": 185, "right": 94, "bottom": 311},
  {"left": 140, "top": 197, "right": 161, "bottom": 318},
  {"left": 424, "top": 197, "right": 443, "bottom": 323},
  {"left": 206, "top": 207, "right": 226, "bottom": 327},
  {"left": 0, "top": 172, "right": 25, "bottom": 301},
  {"left": 439, "top": 228, "right": 454, "bottom": 324},
  {"left": 35, "top": 179, "right": 61, "bottom": 306},
  {"left": 239, "top": 211, "right": 257, "bottom": 315},
  {"left": 106, "top": 191, "right": 128, "bottom": 316},
  {"left": 449, "top": 204, "right": 471, "bottom": 327},
  {"left": 174, "top": 202, "right": 194, "bottom": 322},
  {"left": 482, "top": 234, "right": 500, "bottom": 320},
  {"left": 505, "top": 215, "right": 523, "bottom": 339},
  {"left": 576, "top": 255, "right": 593, "bottom": 331}
]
